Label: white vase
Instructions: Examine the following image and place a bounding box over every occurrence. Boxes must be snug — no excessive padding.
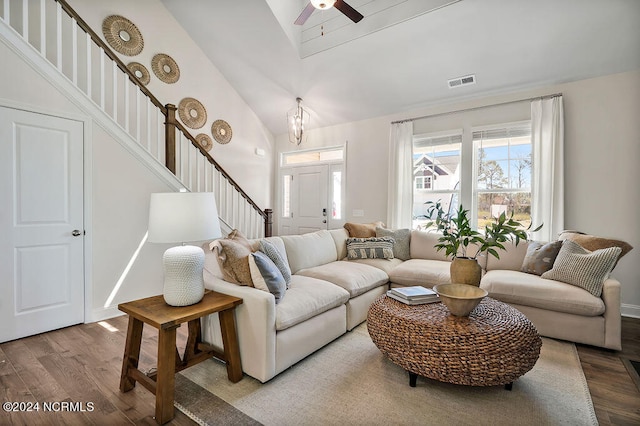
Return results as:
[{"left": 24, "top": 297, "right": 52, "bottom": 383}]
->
[{"left": 162, "top": 245, "right": 205, "bottom": 306}]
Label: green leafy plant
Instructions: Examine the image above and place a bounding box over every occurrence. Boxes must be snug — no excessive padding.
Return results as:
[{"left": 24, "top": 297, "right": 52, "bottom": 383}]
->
[{"left": 425, "top": 201, "right": 541, "bottom": 260}]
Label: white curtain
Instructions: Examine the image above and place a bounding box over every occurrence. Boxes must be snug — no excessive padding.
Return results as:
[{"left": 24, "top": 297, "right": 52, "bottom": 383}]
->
[
  {"left": 387, "top": 121, "right": 414, "bottom": 229},
  {"left": 531, "top": 96, "right": 564, "bottom": 242}
]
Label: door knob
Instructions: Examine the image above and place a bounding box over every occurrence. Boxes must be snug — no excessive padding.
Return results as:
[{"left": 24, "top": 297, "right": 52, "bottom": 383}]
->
[{"left": 72, "top": 230, "right": 83, "bottom": 236}]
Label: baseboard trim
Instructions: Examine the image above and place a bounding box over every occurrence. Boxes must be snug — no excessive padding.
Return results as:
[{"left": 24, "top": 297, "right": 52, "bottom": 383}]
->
[
  {"left": 89, "top": 306, "right": 124, "bottom": 323},
  {"left": 621, "top": 304, "right": 640, "bottom": 319}
]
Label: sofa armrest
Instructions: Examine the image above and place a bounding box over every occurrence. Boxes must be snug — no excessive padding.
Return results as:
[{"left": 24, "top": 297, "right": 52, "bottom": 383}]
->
[
  {"left": 202, "top": 277, "right": 277, "bottom": 382},
  {"left": 601, "top": 277, "right": 622, "bottom": 350}
]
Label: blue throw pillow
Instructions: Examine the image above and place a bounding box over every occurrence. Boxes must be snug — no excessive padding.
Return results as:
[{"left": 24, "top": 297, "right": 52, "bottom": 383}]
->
[{"left": 252, "top": 251, "right": 286, "bottom": 304}]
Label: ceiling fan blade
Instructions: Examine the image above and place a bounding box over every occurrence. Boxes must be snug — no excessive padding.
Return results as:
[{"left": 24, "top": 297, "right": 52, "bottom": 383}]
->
[
  {"left": 294, "top": 2, "right": 316, "bottom": 25},
  {"left": 334, "top": 0, "right": 364, "bottom": 23}
]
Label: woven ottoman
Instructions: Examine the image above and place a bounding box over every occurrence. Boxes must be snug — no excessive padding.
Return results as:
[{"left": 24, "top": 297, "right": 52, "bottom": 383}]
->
[{"left": 367, "top": 295, "right": 542, "bottom": 389}]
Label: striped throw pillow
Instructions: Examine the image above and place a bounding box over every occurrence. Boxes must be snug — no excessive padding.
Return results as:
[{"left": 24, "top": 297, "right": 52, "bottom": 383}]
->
[
  {"left": 541, "top": 240, "right": 622, "bottom": 297},
  {"left": 346, "top": 237, "right": 395, "bottom": 260}
]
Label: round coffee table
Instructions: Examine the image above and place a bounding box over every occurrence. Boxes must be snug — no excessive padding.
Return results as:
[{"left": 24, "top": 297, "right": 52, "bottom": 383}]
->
[{"left": 367, "top": 294, "right": 541, "bottom": 389}]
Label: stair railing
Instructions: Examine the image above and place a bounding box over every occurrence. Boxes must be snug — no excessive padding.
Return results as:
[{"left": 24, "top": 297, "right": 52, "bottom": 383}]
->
[{"left": 0, "top": 0, "right": 271, "bottom": 238}]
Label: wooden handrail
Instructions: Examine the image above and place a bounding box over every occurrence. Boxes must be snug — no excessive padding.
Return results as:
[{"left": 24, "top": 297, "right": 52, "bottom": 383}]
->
[
  {"left": 56, "top": 0, "right": 166, "bottom": 113},
  {"left": 172, "top": 120, "right": 268, "bottom": 219}
]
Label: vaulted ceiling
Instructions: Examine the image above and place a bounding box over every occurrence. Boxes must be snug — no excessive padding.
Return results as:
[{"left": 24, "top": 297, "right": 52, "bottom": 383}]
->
[{"left": 161, "top": 0, "right": 640, "bottom": 136}]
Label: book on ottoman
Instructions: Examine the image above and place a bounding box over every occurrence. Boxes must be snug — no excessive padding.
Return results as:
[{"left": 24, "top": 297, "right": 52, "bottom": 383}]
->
[{"left": 387, "top": 286, "right": 439, "bottom": 305}]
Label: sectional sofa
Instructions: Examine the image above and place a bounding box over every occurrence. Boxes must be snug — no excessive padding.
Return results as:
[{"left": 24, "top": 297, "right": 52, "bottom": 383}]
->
[{"left": 201, "top": 228, "right": 623, "bottom": 383}]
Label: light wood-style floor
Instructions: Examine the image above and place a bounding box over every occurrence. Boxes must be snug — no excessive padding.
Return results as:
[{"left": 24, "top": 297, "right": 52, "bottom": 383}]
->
[{"left": 1, "top": 316, "right": 639, "bottom": 425}]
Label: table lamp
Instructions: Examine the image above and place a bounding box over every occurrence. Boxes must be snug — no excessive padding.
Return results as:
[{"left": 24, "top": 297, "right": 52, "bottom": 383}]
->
[{"left": 148, "top": 192, "right": 222, "bottom": 306}]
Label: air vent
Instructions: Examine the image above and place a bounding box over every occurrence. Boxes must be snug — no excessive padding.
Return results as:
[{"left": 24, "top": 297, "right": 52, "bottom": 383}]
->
[{"left": 448, "top": 74, "right": 476, "bottom": 89}]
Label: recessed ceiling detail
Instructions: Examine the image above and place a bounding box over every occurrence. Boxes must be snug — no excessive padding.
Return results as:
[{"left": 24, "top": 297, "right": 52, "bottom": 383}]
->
[{"left": 298, "top": 0, "right": 462, "bottom": 57}]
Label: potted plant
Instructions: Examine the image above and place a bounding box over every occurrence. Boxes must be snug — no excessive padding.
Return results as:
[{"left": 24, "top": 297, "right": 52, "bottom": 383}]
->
[{"left": 425, "top": 201, "right": 540, "bottom": 286}]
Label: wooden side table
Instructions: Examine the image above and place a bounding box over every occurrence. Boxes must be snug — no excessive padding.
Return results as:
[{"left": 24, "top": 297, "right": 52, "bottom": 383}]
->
[{"left": 118, "top": 290, "right": 243, "bottom": 424}]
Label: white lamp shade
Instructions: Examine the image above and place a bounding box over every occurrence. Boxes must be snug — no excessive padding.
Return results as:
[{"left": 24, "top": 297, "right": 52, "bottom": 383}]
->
[{"left": 148, "top": 192, "right": 222, "bottom": 243}]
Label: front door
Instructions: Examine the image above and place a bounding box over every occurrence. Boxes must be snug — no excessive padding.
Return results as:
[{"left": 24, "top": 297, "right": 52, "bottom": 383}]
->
[
  {"left": 280, "top": 165, "right": 328, "bottom": 235},
  {"left": 0, "top": 106, "right": 85, "bottom": 342}
]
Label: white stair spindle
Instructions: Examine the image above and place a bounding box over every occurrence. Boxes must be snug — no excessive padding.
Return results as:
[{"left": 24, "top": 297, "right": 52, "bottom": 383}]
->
[
  {"left": 39, "top": 0, "right": 45, "bottom": 56},
  {"left": 56, "top": 2, "right": 62, "bottom": 71},
  {"left": 71, "top": 18, "right": 77, "bottom": 85}
]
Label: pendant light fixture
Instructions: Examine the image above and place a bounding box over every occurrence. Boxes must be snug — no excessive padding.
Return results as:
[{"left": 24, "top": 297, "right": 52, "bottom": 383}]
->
[{"left": 287, "top": 97, "right": 309, "bottom": 146}]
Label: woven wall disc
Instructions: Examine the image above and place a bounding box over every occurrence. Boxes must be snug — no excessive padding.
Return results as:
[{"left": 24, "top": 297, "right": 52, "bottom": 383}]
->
[
  {"left": 102, "top": 15, "right": 144, "bottom": 56},
  {"left": 195, "top": 133, "right": 213, "bottom": 152},
  {"left": 212, "top": 119, "right": 232, "bottom": 144},
  {"left": 178, "top": 97, "right": 207, "bottom": 129},
  {"left": 127, "top": 62, "right": 150, "bottom": 85},
  {"left": 151, "top": 53, "right": 180, "bottom": 84}
]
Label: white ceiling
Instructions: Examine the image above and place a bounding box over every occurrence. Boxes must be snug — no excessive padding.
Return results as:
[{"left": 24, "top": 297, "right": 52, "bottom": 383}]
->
[{"left": 160, "top": 0, "right": 640, "bottom": 137}]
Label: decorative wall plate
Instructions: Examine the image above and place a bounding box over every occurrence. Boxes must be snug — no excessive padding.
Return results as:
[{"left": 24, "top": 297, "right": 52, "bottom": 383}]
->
[
  {"left": 127, "top": 62, "right": 150, "bottom": 85},
  {"left": 102, "top": 15, "right": 144, "bottom": 56},
  {"left": 195, "top": 133, "right": 213, "bottom": 152},
  {"left": 151, "top": 53, "right": 180, "bottom": 84},
  {"left": 212, "top": 119, "right": 232, "bottom": 144},
  {"left": 178, "top": 97, "right": 207, "bottom": 129}
]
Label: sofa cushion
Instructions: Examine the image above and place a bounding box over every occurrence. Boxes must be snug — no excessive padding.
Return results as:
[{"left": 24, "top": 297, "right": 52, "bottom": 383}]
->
[
  {"left": 346, "top": 237, "right": 395, "bottom": 260},
  {"left": 297, "top": 261, "right": 389, "bottom": 298},
  {"left": 376, "top": 227, "right": 411, "bottom": 260},
  {"left": 481, "top": 270, "right": 605, "bottom": 316},
  {"left": 275, "top": 275, "right": 349, "bottom": 331},
  {"left": 349, "top": 258, "right": 404, "bottom": 275},
  {"left": 329, "top": 228, "right": 349, "bottom": 260},
  {"left": 409, "top": 231, "right": 450, "bottom": 262},
  {"left": 485, "top": 240, "right": 530, "bottom": 272},
  {"left": 344, "top": 221, "right": 385, "bottom": 238},
  {"left": 388, "top": 259, "right": 451, "bottom": 288},
  {"left": 521, "top": 240, "right": 563, "bottom": 276},
  {"left": 541, "top": 240, "right": 622, "bottom": 297},
  {"left": 282, "top": 230, "right": 338, "bottom": 274}
]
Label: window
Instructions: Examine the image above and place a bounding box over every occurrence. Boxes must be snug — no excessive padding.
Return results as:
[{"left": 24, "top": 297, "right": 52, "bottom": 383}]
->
[
  {"left": 473, "top": 122, "right": 532, "bottom": 230},
  {"left": 282, "top": 147, "right": 343, "bottom": 166},
  {"left": 412, "top": 132, "right": 462, "bottom": 230}
]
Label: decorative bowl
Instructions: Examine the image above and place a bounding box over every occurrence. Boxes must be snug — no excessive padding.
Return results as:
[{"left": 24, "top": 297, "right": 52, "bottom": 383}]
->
[{"left": 433, "top": 283, "right": 488, "bottom": 316}]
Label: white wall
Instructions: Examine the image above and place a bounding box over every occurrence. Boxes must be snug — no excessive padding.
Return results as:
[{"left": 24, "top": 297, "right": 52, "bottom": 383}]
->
[
  {"left": 69, "top": 0, "right": 274, "bottom": 209},
  {"left": 1, "top": 0, "right": 276, "bottom": 321},
  {"left": 275, "top": 70, "right": 640, "bottom": 316}
]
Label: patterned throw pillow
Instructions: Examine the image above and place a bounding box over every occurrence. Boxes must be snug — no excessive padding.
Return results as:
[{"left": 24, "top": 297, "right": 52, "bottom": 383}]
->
[
  {"left": 251, "top": 252, "right": 286, "bottom": 304},
  {"left": 346, "top": 237, "right": 395, "bottom": 260},
  {"left": 521, "top": 241, "right": 563, "bottom": 276},
  {"left": 259, "top": 240, "right": 292, "bottom": 287},
  {"left": 218, "top": 238, "right": 253, "bottom": 286},
  {"left": 376, "top": 227, "right": 411, "bottom": 260},
  {"left": 541, "top": 240, "right": 622, "bottom": 297}
]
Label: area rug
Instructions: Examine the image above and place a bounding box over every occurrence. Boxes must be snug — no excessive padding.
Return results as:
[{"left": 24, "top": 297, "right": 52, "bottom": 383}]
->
[{"left": 175, "top": 324, "right": 597, "bottom": 426}]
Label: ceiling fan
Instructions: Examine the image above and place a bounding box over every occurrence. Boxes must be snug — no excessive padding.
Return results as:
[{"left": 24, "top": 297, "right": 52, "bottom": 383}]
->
[{"left": 294, "top": 0, "right": 364, "bottom": 25}]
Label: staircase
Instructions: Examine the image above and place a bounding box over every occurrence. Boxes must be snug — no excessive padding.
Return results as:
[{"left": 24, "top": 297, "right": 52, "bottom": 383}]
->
[{"left": 0, "top": 0, "right": 271, "bottom": 239}]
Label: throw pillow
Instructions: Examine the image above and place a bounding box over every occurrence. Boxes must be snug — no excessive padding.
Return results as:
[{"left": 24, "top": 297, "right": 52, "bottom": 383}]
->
[
  {"left": 344, "top": 221, "right": 385, "bottom": 238},
  {"left": 217, "top": 230, "right": 254, "bottom": 286},
  {"left": 520, "top": 240, "right": 563, "bottom": 276},
  {"left": 248, "top": 254, "right": 270, "bottom": 293},
  {"left": 259, "top": 239, "right": 292, "bottom": 288},
  {"left": 376, "top": 227, "right": 411, "bottom": 260},
  {"left": 346, "top": 237, "right": 395, "bottom": 260},
  {"left": 251, "top": 252, "right": 286, "bottom": 304},
  {"left": 558, "top": 230, "right": 632, "bottom": 269},
  {"left": 541, "top": 240, "right": 622, "bottom": 297}
]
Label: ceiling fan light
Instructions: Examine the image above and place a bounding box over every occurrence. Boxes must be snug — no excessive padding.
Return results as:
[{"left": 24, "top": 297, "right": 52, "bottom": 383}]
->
[{"left": 310, "top": 0, "right": 335, "bottom": 10}]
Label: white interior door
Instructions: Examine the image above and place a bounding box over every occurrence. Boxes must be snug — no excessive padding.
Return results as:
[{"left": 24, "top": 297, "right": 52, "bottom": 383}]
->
[
  {"left": 0, "top": 107, "right": 84, "bottom": 343},
  {"left": 280, "top": 165, "right": 328, "bottom": 235}
]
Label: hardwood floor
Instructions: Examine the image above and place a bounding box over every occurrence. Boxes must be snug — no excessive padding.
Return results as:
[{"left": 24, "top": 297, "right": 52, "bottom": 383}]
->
[{"left": 1, "top": 315, "right": 639, "bottom": 425}]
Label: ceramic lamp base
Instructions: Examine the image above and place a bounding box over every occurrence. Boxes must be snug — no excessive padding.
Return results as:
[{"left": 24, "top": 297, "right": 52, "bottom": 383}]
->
[{"left": 162, "top": 245, "right": 205, "bottom": 306}]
